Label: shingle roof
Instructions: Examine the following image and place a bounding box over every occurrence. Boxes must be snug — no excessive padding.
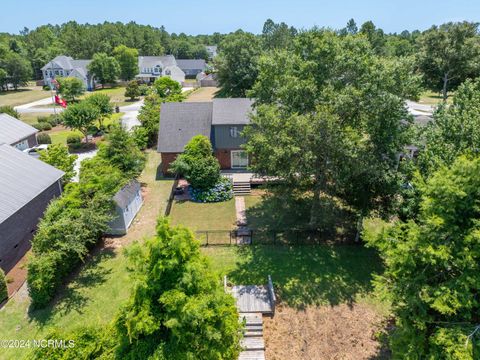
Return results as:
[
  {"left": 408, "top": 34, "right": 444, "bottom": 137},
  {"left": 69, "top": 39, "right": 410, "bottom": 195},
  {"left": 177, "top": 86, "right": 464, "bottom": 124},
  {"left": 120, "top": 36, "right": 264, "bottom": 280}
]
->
[
  {"left": 41, "top": 55, "right": 73, "bottom": 71},
  {"left": 0, "top": 144, "right": 64, "bottom": 223},
  {"left": 176, "top": 59, "right": 206, "bottom": 71},
  {"left": 157, "top": 102, "right": 213, "bottom": 153},
  {"left": 212, "top": 98, "right": 254, "bottom": 125},
  {"left": 113, "top": 180, "right": 141, "bottom": 209},
  {"left": 0, "top": 113, "right": 38, "bottom": 145},
  {"left": 138, "top": 56, "right": 177, "bottom": 69}
]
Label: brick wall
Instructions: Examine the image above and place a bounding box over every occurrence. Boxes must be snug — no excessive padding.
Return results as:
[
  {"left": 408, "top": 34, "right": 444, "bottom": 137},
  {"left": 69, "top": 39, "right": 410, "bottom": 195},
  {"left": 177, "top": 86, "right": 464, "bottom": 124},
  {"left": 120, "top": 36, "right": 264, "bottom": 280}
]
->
[
  {"left": 0, "top": 181, "right": 61, "bottom": 273},
  {"left": 161, "top": 152, "right": 180, "bottom": 175}
]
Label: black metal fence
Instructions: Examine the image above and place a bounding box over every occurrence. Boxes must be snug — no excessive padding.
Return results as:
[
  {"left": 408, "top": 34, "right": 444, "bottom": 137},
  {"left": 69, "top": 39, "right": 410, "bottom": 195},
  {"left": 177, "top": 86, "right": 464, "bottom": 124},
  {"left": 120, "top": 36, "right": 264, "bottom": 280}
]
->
[{"left": 195, "top": 229, "right": 354, "bottom": 246}]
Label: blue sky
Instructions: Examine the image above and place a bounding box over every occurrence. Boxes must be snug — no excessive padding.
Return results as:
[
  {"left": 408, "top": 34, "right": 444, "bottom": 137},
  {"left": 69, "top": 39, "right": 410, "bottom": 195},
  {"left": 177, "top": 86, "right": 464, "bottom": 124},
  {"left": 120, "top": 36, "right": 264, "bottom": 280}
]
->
[{"left": 1, "top": 0, "right": 478, "bottom": 34}]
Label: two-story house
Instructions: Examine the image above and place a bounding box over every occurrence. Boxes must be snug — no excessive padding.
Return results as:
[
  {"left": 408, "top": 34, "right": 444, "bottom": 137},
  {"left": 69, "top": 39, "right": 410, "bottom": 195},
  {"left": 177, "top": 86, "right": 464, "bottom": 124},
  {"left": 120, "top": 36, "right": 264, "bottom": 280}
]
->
[
  {"left": 41, "top": 55, "right": 95, "bottom": 90},
  {"left": 157, "top": 98, "right": 254, "bottom": 174},
  {"left": 136, "top": 56, "right": 185, "bottom": 84}
]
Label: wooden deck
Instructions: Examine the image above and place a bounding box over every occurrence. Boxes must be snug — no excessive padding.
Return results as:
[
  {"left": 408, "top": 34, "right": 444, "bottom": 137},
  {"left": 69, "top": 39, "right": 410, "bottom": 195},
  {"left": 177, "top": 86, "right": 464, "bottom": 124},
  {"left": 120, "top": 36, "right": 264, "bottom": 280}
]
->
[
  {"left": 233, "top": 285, "right": 273, "bottom": 313},
  {"left": 239, "top": 313, "right": 266, "bottom": 360}
]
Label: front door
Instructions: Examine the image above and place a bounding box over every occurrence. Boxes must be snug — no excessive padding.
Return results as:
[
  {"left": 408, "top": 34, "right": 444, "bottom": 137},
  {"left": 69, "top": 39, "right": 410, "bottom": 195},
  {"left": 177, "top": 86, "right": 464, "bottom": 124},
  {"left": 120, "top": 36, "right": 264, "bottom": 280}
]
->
[{"left": 231, "top": 150, "right": 248, "bottom": 169}]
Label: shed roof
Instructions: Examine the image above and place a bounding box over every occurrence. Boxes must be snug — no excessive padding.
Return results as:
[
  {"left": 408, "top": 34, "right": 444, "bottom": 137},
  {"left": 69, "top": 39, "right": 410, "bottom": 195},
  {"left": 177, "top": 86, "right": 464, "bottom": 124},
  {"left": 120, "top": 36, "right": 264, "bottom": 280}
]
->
[
  {"left": 113, "top": 180, "right": 141, "bottom": 209},
  {"left": 157, "top": 102, "right": 213, "bottom": 153},
  {"left": 212, "top": 98, "right": 254, "bottom": 125},
  {"left": 176, "top": 59, "right": 206, "bottom": 71},
  {"left": 0, "top": 113, "right": 38, "bottom": 145},
  {"left": 0, "top": 144, "right": 64, "bottom": 224}
]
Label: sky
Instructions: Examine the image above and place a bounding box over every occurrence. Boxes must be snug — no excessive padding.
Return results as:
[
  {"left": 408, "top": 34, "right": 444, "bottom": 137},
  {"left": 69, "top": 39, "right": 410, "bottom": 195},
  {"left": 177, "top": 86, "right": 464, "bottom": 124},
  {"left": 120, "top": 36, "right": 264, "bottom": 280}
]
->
[{"left": 0, "top": 0, "right": 479, "bottom": 35}]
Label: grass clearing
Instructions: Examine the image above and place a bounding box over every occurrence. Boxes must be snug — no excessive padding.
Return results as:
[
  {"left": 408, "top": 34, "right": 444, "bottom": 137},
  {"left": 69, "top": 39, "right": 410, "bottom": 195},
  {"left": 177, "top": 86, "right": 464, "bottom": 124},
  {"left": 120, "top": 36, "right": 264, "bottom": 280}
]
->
[
  {"left": 418, "top": 90, "right": 453, "bottom": 105},
  {"left": 185, "top": 87, "right": 219, "bottom": 102},
  {"left": 0, "top": 87, "right": 50, "bottom": 107},
  {"left": 81, "top": 86, "right": 133, "bottom": 107},
  {"left": 0, "top": 151, "right": 173, "bottom": 360},
  {"left": 170, "top": 198, "right": 237, "bottom": 231}
]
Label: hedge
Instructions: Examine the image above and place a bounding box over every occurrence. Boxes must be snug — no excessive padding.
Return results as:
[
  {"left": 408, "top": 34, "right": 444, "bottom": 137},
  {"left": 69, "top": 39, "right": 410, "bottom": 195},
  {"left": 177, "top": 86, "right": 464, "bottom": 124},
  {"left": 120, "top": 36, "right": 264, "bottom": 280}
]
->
[{"left": 0, "top": 268, "right": 7, "bottom": 302}]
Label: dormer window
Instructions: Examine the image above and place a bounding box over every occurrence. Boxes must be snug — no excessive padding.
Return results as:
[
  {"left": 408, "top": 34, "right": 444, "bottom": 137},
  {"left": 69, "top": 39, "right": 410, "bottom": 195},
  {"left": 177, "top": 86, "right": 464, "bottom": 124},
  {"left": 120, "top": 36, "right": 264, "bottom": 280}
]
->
[{"left": 154, "top": 65, "right": 161, "bottom": 74}]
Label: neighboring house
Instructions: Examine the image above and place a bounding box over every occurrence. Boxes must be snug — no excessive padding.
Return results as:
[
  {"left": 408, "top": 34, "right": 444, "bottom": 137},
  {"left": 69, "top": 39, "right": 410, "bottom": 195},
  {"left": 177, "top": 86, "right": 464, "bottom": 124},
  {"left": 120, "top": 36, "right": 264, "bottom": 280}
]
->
[
  {"left": 41, "top": 55, "right": 95, "bottom": 91},
  {"left": 176, "top": 59, "right": 207, "bottom": 78},
  {"left": 0, "top": 113, "right": 38, "bottom": 150},
  {"left": 205, "top": 45, "right": 218, "bottom": 59},
  {"left": 0, "top": 144, "right": 64, "bottom": 272},
  {"left": 157, "top": 98, "right": 254, "bottom": 174},
  {"left": 196, "top": 72, "right": 218, "bottom": 87},
  {"left": 136, "top": 56, "right": 185, "bottom": 84},
  {"left": 107, "top": 180, "right": 143, "bottom": 235}
]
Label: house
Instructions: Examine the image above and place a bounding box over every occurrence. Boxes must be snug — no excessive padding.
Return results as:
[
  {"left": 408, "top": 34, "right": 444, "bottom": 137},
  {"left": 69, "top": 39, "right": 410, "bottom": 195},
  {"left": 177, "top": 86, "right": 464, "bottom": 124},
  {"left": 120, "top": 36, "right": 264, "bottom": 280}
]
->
[
  {"left": 0, "top": 113, "right": 38, "bottom": 150},
  {"left": 196, "top": 72, "right": 218, "bottom": 87},
  {"left": 157, "top": 98, "right": 254, "bottom": 174},
  {"left": 0, "top": 144, "right": 64, "bottom": 272},
  {"left": 136, "top": 56, "right": 185, "bottom": 84},
  {"left": 41, "top": 55, "right": 95, "bottom": 91},
  {"left": 205, "top": 45, "right": 218, "bottom": 59},
  {"left": 176, "top": 59, "right": 207, "bottom": 78},
  {"left": 107, "top": 180, "right": 143, "bottom": 235}
]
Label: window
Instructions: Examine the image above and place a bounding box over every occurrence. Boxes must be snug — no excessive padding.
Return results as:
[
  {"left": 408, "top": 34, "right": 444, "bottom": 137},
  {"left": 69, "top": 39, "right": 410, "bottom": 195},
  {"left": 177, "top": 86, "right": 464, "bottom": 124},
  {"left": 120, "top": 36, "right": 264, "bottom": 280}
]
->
[
  {"left": 230, "top": 126, "right": 239, "bottom": 138},
  {"left": 14, "top": 139, "right": 29, "bottom": 151}
]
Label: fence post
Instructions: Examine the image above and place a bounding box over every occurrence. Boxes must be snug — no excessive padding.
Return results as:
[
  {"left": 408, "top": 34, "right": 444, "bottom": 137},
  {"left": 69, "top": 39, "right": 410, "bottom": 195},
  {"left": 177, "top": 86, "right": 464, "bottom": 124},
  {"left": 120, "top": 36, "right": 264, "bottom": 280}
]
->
[
  {"left": 229, "top": 231, "right": 232, "bottom": 245},
  {"left": 206, "top": 232, "right": 209, "bottom": 246}
]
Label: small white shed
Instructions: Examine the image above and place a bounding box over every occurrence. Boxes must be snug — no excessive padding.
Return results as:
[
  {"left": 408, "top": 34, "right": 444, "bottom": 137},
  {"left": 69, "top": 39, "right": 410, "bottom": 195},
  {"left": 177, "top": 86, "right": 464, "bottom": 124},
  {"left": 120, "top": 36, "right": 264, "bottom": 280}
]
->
[{"left": 108, "top": 180, "right": 143, "bottom": 235}]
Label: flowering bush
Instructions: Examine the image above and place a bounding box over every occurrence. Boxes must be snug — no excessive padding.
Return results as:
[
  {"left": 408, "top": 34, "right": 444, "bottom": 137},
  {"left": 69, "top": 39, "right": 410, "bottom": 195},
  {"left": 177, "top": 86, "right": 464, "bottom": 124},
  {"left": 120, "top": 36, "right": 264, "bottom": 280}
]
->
[{"left": 189, "top": 177, "right": 233, "bottom": 203}]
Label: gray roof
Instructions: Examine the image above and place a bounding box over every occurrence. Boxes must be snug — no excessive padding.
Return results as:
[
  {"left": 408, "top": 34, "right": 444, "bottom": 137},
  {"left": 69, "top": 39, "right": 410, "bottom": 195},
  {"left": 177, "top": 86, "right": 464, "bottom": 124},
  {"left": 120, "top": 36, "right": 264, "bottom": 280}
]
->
[
  {"left": 0, "top": 144, "right": 64, "bottom": 223},
  {"left": 41, "top": 56, "right": 91, "bottom": 72},
  {"left": 157, "top": 102, "right": 213, "bottom": 153},
  {"left": 0, "top": 113, "right": 38, "bottom": 145},
  {"left": 138, "top": 55, "right": 177, "bottom": 69},
  {"left": 176, "top": 59, "right": 206, "bottom": 71},
  {"left": 212, "top": 98, "right": 254, "bottom": 125},
  {"left": 113, "top": 180, "right": 141, "bottom": 209}
]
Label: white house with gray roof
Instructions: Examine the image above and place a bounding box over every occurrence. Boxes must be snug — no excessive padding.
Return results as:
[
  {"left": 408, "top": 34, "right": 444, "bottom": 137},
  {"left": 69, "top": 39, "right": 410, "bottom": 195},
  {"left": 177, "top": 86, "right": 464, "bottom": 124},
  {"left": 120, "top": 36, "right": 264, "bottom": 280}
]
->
[
  {"left": 107, "top": 180, "right": 143, "bottom": 235},
  {"left": 157, "top": 98, "right": 254, "bottom": 173},
  {"left": 41, "top": 55, "right": 96, "bottom": 90},
  {"left": 0, "top": 144, "right": 64, "bottom": 272},
  {"left": 0, "top": 113, "right": 38, "bottom": 150},
  {"left": 136, "top": 55, "right": 185, "bottom": 84}
]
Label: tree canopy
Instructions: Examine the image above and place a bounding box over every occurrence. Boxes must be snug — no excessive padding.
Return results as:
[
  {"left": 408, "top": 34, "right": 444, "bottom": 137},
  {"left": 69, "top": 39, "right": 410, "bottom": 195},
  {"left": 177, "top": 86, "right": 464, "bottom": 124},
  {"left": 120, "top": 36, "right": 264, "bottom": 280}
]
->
[
  {"left": 88, "top": 52, "right": 120, "bottom": 87},
  {"left": 364, "top": 156, "right": 480, "bottom": 359},
  {"left": 61, "top": 101, "right": 100, "bottom": 142},
  {"left": 113, "top": 45, "right": 139, "bottom": 81}
]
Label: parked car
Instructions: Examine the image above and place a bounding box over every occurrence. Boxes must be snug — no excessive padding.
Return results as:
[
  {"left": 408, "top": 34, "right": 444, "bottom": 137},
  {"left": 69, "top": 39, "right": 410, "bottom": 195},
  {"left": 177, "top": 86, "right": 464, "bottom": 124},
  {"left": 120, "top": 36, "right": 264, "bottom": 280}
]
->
[{"left": 23, "top": 144, "right": 49, "bottom": 158}]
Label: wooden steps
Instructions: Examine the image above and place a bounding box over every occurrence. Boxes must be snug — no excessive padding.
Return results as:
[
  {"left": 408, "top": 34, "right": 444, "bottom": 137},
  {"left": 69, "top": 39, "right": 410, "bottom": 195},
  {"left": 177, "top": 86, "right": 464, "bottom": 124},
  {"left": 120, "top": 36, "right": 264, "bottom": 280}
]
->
[
  {"left": 239, "top": 312, "right": 266, "bottom": 360},
  {"left": 233, "top": 181, "right": 251, "bottom": 195}
]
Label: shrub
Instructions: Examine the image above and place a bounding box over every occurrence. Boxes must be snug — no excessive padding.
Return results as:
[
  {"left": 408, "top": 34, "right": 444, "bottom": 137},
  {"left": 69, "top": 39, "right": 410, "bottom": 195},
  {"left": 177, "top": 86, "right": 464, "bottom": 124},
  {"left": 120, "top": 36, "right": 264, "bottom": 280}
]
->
[
  {"left": 66, "top": 133, "right": 82, "bottom": 144},
  {"left": 37, "top": 116, "right": 49, "bottom": 123},
  {"left": 39, "top": 144, "right": 77, "bottom": 184},
  {"left": 0, "top": 268, "right": 7, "bottom": 302},
  {"left": 132, "top": 126, "right": 149, "bottom": 150},
  {"left": 33, "top": 122, "right": 52, "bottom": 131},
  {"left": 37, "top": 133, "right": 52, "bottom": 144},
  {"left": 190, "top": 177, "right": 233, "bottom": 203},
  {"left": 0, "top": 105, "right": 20, "bottom": 119},
  {"left": 170, "top": 135, "right": 221, "bottom": 190},
  {"left": 138, "top": 83, "right": 149, "bottom": 96},
  {"left": 125, "top": 80, "right": 140, "bottom": 100}
]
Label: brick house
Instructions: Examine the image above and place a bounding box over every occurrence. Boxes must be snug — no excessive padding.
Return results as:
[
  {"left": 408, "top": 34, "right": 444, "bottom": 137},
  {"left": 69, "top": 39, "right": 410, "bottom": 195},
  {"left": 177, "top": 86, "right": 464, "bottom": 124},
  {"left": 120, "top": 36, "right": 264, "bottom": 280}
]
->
[
  {"left": 157, "top": 98, "right": 254, "bottom": 174},
  {"left": 0, "top": 144, "right": 64, "bottom": 272},
  {"left": 0, "top": 113, "right": 38, "bottom": 150}
]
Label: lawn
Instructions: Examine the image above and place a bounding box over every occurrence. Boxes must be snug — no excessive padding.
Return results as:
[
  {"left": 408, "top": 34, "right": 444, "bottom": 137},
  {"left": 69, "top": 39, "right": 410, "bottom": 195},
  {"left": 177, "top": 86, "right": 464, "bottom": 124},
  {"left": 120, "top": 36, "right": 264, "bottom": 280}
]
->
[
  {"left": 0, "top": 87, "right": 50, "bottom": 107},
  {"left": 0, "top": 151, "right": 173, "bottom": 360},
  {"left": 185, "top": 87, "right": 219, "bottom": 102},
  {"left": 81, "top": 86, "right": 134, "bottom": 107},
  {"left": 18, "top": 112, "right": 57, "bottom": 125},
  {"left": 170, "top": 198, "right": 237, "bottom": 231},
  {"left": 418, "top": 90, "right": 453, "bottom": 105}
]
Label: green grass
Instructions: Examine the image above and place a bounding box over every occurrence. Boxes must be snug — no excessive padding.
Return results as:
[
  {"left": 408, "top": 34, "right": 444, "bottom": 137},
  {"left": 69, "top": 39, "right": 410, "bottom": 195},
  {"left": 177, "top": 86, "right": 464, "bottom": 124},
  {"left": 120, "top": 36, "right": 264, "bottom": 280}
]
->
[
  {"left": 0, "top": 87, "right": 50, "bottom": 107},
  {"left": 82, "top": 86, "right": 134, "bottom": 107},
  {"left": 0, "top": 151, "right": 173, "bottom": 360},
  {"left": 18, "top": 112, "right": 55, "bottom": 125},
  {"left": 202, "top": 245, "right": 387, "bottom": 311},
  {"left": 418, "top": 90, "right": 453, "bottom": 105},
  {"left": 48, "top": 129, "right": 83, "bottom": 145},
  {"left": 170, "top": 198, "right": 237, "bottom": 231}
]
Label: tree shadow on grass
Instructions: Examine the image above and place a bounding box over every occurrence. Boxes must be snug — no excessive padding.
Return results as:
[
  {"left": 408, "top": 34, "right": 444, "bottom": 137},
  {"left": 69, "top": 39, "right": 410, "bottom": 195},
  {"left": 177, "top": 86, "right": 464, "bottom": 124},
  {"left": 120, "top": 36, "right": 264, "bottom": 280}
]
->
[
  {"left": 29, "top": 248, "right": 116, "bottom": 327},
  {"left": 228, "top": 244, "right": 382, "bottom": 309}
]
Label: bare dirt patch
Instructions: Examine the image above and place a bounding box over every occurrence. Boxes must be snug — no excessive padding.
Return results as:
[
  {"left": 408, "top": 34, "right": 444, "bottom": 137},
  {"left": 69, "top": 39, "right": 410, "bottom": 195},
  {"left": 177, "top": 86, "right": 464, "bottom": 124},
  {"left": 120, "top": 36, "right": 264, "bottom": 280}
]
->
[
  {"left": 185, "top": 87, "right": 219, "bottom": 102},
  {"left": 264, "top": 304, "right": 389, "bottom": 360}
]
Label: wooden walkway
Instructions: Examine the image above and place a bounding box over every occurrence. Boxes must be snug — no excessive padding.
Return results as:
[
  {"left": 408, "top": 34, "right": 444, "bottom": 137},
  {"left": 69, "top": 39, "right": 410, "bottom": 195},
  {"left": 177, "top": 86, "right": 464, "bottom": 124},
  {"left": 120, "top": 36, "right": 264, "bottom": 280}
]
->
[
  {"left": 233, "top": 285, "right": 273, "bottom": 313},
  {"left": 239, "top": 313, "right": 266, "bottom": 360}
]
